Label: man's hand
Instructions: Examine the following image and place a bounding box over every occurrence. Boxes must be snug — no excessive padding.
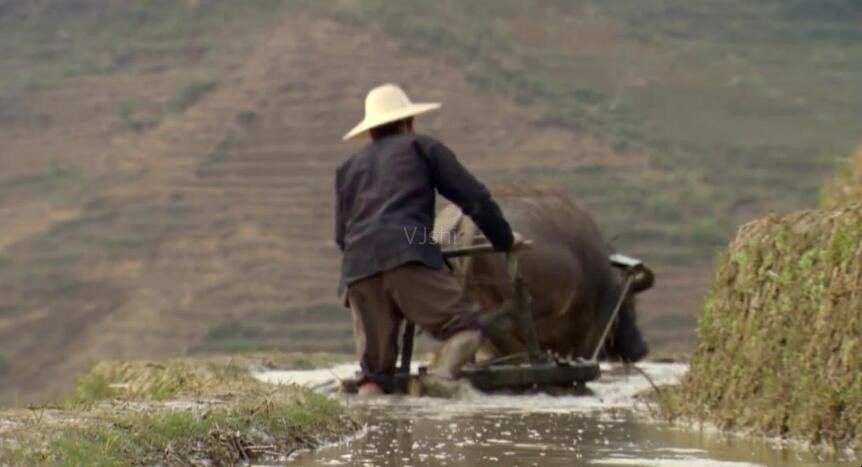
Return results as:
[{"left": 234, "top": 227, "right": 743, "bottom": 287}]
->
[
  {"left": 511, "top": 232, "right": 525, "bottom": 250},
  {"left": 507, "top": 232, "right": 528, "bottom": 279}
]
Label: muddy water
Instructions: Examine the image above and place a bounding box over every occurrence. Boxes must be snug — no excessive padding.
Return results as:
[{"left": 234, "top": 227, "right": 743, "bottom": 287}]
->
[{"left": 257, "top": 364, "right": 856, "bottom": 467}]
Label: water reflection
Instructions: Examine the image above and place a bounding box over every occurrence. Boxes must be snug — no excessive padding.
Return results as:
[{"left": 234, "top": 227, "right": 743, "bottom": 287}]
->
[
  {"left": 296, "top": 408, "right": 849, "bottom": 466},
  {"left": 270, "top": 364, "right": 854, "bottom": 467}
]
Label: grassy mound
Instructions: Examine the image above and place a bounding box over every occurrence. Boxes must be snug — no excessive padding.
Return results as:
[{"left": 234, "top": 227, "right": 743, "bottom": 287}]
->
[
  {"left": 69, "top": 353, "right": 352, "bottom": 404},
  {"left": 67, "top": 357, "right": 259, "bottom": 404},
  {"left": 0, "top": 355, "right": 358, "bottom": 465},
  {"left": 675, "top": 203, "right": 862, "bottom": 448},
  {"left": 823, "top": 147, "right": 862, "bottom": 208}
]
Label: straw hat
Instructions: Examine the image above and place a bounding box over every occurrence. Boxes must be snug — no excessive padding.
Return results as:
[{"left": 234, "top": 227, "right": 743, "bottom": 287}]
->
[{"left": 343, "top": 84, "right": 441, "bottom": 141}]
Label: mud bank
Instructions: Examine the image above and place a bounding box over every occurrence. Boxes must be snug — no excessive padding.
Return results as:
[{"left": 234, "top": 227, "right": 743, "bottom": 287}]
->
[
  {"left": 675, "top": 203, "right": 862, "bottom": 450},
  {"left": 0, "top": 354, "right": 358, "bottom": 466}
]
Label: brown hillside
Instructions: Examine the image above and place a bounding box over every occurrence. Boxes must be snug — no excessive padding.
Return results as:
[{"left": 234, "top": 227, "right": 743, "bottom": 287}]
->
[{"left": 0, "top": 13, "right": 701, "bottom": 403}]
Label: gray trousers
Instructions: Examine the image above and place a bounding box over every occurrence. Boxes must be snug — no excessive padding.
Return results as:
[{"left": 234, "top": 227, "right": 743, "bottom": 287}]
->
[{"left": 347, "top": 262, "right": 480, "bottom": 390}]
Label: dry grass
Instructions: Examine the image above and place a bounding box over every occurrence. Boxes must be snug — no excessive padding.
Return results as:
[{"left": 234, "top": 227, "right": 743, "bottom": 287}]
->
[
  {"left": 67, "top": 353, "right": 352, "bottom": 405},
  {"left": 823, "top": 147, "right": 862, "bottom": 208},
  {"left": 675, "top": 203, "right": 862, "bottom": 449},
  {"left": 67, "top": 358, "right": 258, "bottom": 405},
  {"left": 0, "top": 355, "right": 358, "bottom": 466}
]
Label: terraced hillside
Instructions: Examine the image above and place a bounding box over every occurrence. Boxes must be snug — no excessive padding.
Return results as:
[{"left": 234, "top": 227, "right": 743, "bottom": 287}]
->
[
  {"left": 0, "top": 10, "right": 646, "bottom": 403},
  {"left": 183, "top": 15, "right": 655, "bottom": 357},
  {"left": 0, "top": 1, "right": 859, "bottom": 402},
  {"left": 0, "top": 0, "right": 289, "bottom": 401}
]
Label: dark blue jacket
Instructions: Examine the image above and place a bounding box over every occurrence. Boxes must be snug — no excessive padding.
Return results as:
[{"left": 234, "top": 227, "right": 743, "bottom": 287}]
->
[{"left": 335, "top": 133, "right": 513, "bottom": 294}]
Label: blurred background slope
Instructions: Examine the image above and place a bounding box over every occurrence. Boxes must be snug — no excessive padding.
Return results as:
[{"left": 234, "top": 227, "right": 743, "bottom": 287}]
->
[{"left": 0, "top": 0, "right": 859, "bottom": 403}]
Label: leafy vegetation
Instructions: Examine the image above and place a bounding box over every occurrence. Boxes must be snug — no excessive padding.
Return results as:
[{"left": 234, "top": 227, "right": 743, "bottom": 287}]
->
[{"left": 674, "top": 203, "right": 862, "bottom": 448}]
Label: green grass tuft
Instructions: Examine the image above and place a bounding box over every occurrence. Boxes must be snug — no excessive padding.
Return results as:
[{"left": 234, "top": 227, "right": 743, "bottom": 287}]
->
[
  {"left": 67, "top": 358, "right": 257, "bottom": 405},
  {"left": 1, "top": 387, "right": 355, "bottom": 466},
  {"left": 0, "top": 355, "right": 358, "bottom": 465}
]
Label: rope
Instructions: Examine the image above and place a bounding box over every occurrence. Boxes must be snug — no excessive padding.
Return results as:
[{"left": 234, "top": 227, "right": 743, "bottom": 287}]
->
[{"left": 590, "top": 272, "right": 635, "bottom": 361}]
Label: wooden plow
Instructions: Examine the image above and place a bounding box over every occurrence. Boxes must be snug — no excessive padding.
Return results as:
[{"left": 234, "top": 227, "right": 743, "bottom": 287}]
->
[{"left": 342, "top": 240, "right": 651, "bottom": 396}]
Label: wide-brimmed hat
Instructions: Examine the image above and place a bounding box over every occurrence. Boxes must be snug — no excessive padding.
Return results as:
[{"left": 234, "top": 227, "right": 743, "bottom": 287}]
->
[{"left": 343, "top": 83, "right": 441, "bottom": 141}]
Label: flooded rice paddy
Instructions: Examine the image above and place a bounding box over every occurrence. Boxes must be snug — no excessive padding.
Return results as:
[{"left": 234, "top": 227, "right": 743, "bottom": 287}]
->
[{"left": 256, "top": 363, "right": 856, "bottom": 466}]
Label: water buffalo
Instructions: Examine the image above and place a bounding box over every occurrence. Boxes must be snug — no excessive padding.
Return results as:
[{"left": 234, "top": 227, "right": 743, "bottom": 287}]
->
[{"left": 434, "top": 185, "right": 652, "bottom": 362}]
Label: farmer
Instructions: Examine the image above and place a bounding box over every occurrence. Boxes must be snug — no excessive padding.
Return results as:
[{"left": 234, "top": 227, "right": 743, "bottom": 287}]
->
[{"left": 335, "top": 83, "right": 518, "bottom": 396}]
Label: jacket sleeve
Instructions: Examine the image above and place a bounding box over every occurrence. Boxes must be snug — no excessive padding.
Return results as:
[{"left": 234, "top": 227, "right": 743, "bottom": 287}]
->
[
  {"left": 334, "top": 168, "right": 345, "bottom": 251},
  {"left": 416, "top": 137, "right": 514, "bottom": 252}
]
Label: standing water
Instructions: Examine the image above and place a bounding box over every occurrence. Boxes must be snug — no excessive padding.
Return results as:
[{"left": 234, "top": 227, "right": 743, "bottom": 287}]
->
[{"left": 256, "top": 363, "right": 856, "bottom": 466}]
